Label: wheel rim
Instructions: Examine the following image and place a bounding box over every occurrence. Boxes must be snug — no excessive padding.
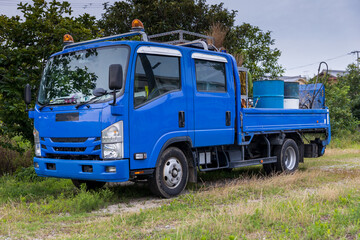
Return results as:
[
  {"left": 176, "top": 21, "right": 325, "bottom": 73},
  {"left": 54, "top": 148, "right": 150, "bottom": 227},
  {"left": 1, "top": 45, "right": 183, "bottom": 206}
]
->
[
  {"left": 163, "top": 157, "right": 183, "bottom": 189},
  {"left": 284, "top": 146, "right": 296, "bottom": 170}
]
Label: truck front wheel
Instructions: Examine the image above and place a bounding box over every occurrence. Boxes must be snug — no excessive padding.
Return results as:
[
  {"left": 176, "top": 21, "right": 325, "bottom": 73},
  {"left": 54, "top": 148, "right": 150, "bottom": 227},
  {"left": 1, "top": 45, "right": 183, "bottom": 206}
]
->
[
  {"left": 149, "top": 147, "right": 189, "bottom": 198},
  {"left": 275, "top": 138, "right": 299, "bottom": 173}
]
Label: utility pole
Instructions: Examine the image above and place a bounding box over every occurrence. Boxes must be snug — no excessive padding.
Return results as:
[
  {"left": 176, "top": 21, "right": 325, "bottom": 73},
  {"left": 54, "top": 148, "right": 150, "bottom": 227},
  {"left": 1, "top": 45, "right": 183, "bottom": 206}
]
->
[{"left": 351, "top": 51, "right": 360, "bottom": 68}]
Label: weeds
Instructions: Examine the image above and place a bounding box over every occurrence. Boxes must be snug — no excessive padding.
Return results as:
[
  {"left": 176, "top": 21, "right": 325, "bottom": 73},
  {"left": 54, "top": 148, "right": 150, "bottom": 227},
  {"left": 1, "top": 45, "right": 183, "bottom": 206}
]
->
[
  {"left": 14, "top": 166, "right": 44, "bottom": 182},
  {"left": 1, "top": 147, "right": 360, "bottom": 239},
  {"left": 329, "top": 132, "right": 360, "bottom": 149},
  {"left": 0, "top": 175, "right": 114, "bottom": 213}
]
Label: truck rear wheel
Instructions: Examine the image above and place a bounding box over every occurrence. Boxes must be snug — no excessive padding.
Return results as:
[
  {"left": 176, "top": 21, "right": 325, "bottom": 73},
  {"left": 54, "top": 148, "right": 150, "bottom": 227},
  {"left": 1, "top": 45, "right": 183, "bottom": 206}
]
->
[
  {"left": 149, "top": 147, "right": 189, "bottom": 198},
  {"left": 71, "top": 179, "right": 106, "bottom": 190},
  {"left": 263, "top": 163, "right": 277, "bottom": 175},
  {"left": 274, "top": 138, "right": 299, "bottom": 173}
]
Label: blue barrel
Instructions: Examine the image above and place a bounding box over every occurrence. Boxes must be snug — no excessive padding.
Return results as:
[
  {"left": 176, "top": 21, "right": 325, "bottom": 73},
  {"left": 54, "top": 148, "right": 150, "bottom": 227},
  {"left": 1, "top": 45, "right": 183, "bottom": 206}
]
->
[
  {"left": 253, "top": 80, "right": 284, "bottom": 108},
  {"left": 284, "top": 82, "right": 299, "bottom": 109}
]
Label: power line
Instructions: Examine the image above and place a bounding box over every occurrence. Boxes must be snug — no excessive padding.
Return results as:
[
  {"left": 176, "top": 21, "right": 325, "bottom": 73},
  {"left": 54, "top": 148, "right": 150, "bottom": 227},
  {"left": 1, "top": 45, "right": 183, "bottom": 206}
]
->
[
  {"left": 0, "top": 0, "right": 110, "bottom": 7},
  {"left": 287, "top": 53, "right": 351, "bottom": 71}
]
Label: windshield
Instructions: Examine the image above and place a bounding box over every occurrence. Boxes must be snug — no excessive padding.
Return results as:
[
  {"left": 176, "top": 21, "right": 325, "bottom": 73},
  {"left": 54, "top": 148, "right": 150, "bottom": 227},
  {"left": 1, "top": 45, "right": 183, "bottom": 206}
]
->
[{"left": 37, "top": 46, "right": 129, "bottom": 105}]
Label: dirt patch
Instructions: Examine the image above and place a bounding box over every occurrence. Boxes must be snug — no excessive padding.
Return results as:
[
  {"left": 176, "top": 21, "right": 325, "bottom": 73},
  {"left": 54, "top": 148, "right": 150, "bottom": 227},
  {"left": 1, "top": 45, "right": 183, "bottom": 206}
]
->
[
  {"left": 95, "top": 156, "right": 360, "bottom": 216},
  {"left": 94, "top": 197, "right": 169, "bottom": 215},
  {"left": 325, "top": 148, "right": 360, "bottom": 156},
  {"left": 320, "top": 164, "right": 360, "bottom": 171},
  {"left": 313, "top": 157, "right": 360, "bottom": 171}
]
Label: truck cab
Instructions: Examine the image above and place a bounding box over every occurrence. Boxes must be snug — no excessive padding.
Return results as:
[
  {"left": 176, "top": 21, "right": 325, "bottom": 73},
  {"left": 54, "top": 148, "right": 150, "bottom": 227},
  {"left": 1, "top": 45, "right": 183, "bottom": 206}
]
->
[{"left": 25, "top": 20, "right": 331, "bottom": 198}]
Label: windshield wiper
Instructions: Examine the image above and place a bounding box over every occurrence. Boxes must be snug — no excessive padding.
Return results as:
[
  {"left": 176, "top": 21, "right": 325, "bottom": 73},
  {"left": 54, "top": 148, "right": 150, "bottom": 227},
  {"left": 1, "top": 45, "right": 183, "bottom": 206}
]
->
[
  {"left": 38, "top": 102, "right": 51, "bottom": 111},
  {"left": 75, "top": 88, "right": 108, "bottom": 109},
  {"left": 39, "top": 101, "right": 69, "bottom": 111}
]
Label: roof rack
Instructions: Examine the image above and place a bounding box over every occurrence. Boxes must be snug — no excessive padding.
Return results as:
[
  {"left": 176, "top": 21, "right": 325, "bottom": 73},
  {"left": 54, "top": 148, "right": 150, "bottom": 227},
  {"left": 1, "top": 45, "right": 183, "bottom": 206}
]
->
[
  {"left": 149, "top": 30, "right": 215, "bottom": 51},
  {"left": 177, "top": 40, "right": 209, "bottom": 51},
  {"left": 63, "top": 31, "right": 149, "bottom": 50},
  {"left": 149, "top": 30, "right": 214, "bottom": 44},
  {"left": 63, "top": 29, "right": 215, "bottom": 51}
]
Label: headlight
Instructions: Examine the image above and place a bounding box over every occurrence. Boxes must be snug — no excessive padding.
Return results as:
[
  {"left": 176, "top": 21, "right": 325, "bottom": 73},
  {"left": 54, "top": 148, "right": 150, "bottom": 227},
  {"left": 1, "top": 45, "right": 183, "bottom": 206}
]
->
[
  {"left": 33, "top": 128, "right": 41, "bottom": 157},
  {"left": 102, "top": 121, "right": 123, "bottom": 159}
]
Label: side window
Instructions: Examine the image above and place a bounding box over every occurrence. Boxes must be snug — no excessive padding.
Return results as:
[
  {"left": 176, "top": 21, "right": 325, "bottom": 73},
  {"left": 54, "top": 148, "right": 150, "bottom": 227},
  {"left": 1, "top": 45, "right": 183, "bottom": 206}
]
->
[
  {"left": 195, "top": 59, "right": 226, "bottom": 92},
  {"left": 134, "top": 54, "right": 181, "bottom": 107}
]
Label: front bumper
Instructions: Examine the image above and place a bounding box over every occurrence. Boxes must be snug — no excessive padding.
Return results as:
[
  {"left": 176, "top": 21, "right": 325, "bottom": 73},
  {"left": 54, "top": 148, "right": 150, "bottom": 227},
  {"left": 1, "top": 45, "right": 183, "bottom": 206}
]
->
[{"left": 33, "top": 157, "right": 129, "bottom": 182}]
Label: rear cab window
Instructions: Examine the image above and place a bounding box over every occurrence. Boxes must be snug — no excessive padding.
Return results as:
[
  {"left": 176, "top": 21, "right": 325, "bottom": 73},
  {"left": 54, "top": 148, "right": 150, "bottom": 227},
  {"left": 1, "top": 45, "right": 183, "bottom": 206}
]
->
[{"left": 192, "top": 52, "right": 228, "bottom": 93}]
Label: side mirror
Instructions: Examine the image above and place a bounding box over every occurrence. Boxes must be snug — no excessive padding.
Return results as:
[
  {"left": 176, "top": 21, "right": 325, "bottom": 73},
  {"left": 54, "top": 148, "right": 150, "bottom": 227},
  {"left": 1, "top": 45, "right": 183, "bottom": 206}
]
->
[
  {"left": 109, "top": 64, "right": 123, "bottom": 106},
  {"left": 109, "top": 64, "right": 123, "bottom": 90},
  {"left": 93, "top": 88, "right": 107, "bottom": 97},
  {"left": 24, "top": 84, "right": 31, "bottom": 111}
]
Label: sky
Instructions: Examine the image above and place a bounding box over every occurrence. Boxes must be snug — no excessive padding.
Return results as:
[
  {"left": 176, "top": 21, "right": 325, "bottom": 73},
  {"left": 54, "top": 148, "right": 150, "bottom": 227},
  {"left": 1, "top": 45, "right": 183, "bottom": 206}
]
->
[{"left": 0, "top": 0, "right": 359, "bottom": 78}]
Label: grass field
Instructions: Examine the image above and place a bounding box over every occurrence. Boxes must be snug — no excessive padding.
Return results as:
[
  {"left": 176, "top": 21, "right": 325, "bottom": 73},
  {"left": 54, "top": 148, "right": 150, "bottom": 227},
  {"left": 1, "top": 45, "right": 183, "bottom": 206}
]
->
[{"left": 1, "top": 146, "right": 360, "bottom": 239}]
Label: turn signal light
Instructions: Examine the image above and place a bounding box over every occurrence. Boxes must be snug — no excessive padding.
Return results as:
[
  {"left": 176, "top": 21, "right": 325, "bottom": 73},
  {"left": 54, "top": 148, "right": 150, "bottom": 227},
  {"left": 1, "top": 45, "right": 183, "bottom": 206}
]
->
[
  {"left": 63, "top": 34, "right": 74, "bottom": 43},
  {"left": 131, "top": 19, "right": 144, "bottom": 31}
]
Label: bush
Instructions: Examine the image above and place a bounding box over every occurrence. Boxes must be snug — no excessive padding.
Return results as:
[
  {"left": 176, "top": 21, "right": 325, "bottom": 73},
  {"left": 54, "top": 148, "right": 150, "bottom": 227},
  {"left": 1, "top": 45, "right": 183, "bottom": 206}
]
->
[
  {"left": 14, "top": 166, "right": 44, "bottom": 182},
  {"left": 326, "top": 83, "right": 359, "bottom": 136},
  {"left": 0, "top": 136, "right": 33, "bottom": 176},
  {"left": 329, "top": 131, "right": 360, "bottom": 149},
  {"left": 350, "top": 95, "right": 360, "bottom": 121}
]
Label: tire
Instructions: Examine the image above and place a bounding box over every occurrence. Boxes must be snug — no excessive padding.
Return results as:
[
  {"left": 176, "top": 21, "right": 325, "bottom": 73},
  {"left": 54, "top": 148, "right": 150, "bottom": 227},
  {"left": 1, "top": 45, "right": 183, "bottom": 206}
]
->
[
  {"left": 222, "top": 168, "right": 233, "bottom": 173},
  {"left": 149, "top": 147, "right": 189, "bottom": 198},
  {"left": 263, "top": 162, "right": 277, "bottom": 175},
  {"left": 274, "top": 138, "right": 299, "bottom": 173},
  {"left": 71, "top": 179, "right": 106, "bottom": 190}
]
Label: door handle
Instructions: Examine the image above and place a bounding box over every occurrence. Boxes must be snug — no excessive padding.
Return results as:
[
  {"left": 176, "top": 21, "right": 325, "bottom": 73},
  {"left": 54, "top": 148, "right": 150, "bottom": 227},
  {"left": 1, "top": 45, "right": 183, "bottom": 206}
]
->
[
  {"left": 226, "top": 111, "right": 231, "bottom": 126},
  {"left": 179, "top": 111, "right": 185, "bottom": 128}
]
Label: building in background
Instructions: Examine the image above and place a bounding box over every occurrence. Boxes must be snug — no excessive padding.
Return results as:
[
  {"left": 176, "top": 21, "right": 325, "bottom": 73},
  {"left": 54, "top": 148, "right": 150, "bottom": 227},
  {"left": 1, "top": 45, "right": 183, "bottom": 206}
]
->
[
  {"left": 319, "top": 70, "right": 348, "bottom": 83},
  {"left": 278, "top": 76, "right": 307, "bottom": 84}
]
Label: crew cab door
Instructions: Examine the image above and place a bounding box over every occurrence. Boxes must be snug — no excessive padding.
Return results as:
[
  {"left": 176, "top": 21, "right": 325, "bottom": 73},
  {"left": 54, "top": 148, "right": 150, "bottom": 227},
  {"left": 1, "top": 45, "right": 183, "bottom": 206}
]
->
[
  {"left": 129, "top": 46, "right": 187, "bottom": 169},
  {"left": 191, "top": 52, "right": 235, "bottom": 147}
]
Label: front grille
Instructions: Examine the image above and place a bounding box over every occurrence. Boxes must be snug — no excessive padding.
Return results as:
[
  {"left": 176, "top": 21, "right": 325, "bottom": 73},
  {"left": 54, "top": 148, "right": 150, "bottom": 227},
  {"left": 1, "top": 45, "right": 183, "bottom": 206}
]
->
[
  {"left": 51, "top": 137, "right": 88, "bottom": 143},
  {"left": 93, "top": 145, "right": 101, "bottom": 150},
  {"left": 53, "top": 147, "right": 86, "bottom": 152},
  {"left": 46, "top": 153, "right": 100, "bottom": 160}
]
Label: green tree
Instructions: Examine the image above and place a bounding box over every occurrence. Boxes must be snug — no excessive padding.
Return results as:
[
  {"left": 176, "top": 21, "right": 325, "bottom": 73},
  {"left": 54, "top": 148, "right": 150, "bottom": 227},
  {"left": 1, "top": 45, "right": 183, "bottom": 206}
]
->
[
  {"left": 99, "top": 0, "right": 283, "bottom": 81},
  {"left": 310, "top": 67, "right": 359, "bottom": 136},
  {"left": 341, "top": 64, "right": 360, "bottom": 99},
  {"left": 325, "top": 81, "right": 358, "bottom": 136},
  {"left": 225, "top": 23, "right": 284, "bottom": 80},
  {"left": 99, "top": 0, "right": 236, "bottom": 36},
  {"left": 0, "top": 0, "right": 99, "bottom": 142},
  {"left": 337, "top": 64, "right": 360, "bottom": 120}
]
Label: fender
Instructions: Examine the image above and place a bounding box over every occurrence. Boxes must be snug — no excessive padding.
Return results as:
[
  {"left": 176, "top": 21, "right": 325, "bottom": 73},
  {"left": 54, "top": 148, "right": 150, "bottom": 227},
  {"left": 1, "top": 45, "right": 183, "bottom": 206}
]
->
[
  {"left": 155, "top": 136, "right": 193, "bottom": 167},
  {"left": 154, "top": 136, "right": 197, "bottom": 183}
]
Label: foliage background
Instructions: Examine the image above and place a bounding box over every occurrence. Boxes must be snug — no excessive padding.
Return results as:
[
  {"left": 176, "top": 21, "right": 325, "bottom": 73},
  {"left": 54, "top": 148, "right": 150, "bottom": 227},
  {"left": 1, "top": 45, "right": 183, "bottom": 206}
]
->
[
  {"left": 0, "top": 0, "right": 99, "bottom": 143},
  {"left": 0, "top": 0, "right": 358, "bottom": 175},
  {"left": 318, "top": 64, "right": 360, "bottom": 136}
]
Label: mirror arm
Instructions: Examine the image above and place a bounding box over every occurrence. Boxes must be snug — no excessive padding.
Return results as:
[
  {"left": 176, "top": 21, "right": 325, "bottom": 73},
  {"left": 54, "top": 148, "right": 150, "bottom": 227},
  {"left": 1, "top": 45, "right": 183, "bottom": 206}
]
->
[
  {"left": 25, "top": 105, "right": 34, "bottom": 112},
  {"left": 110, "top": 90, "right": 117, "bottom": 106}
]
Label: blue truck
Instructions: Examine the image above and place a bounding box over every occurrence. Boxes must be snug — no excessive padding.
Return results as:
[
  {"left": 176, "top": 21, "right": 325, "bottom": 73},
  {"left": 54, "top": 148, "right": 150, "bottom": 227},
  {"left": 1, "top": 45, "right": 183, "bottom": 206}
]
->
[{"left": 24, "top": 20, "right": 331, "bottom": 198}]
